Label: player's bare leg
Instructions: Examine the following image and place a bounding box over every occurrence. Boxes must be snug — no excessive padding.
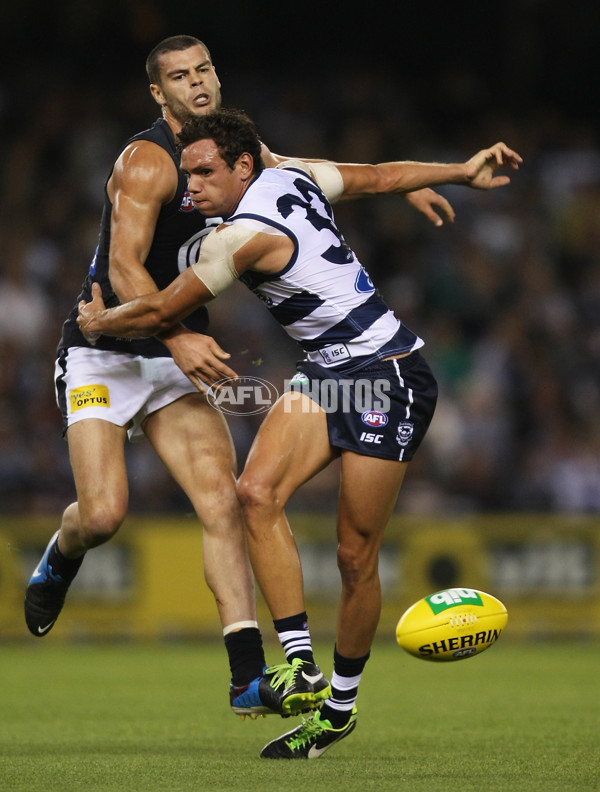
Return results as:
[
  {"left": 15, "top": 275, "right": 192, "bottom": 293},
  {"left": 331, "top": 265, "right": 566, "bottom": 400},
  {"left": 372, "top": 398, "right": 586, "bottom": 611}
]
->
[
  {"left": 236, "top": 391, "right": 336, "bottom": 715},
  {"left": 145, "top": 392, "right": 292, "bottom": 718},
  {"left": 61, "top": 418, "right": 130, "bottom": 552},
  {"left": 237, "top": 391, "right": 337, "bottom": 620},
  {"left": 258, "top": 429, "right": 408, "bottom": 759},
  {"left": 25, "top": 418, "right": 130, "bottom": 636},
  {"left": 334, "top": 451, "right": 407, "bottom": 656},
  {"left": 143, "top": 392, "right": 257, "bottom": 629}
]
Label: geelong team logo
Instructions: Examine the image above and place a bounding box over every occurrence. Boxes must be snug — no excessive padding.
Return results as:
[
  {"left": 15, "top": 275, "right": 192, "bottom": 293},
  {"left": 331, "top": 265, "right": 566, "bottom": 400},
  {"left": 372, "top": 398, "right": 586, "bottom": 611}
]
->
[
  {"left": 396, "top": 421, "right": 414, "bottom": 447},
  {"left": 361, "top": 410, "right": 388, "bottom": 428}
]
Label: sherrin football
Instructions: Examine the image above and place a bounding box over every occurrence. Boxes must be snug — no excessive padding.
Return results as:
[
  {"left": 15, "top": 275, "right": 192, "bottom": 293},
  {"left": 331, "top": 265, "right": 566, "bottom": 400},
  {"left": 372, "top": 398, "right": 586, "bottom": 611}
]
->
[{"left": 396, "top": 587, "right": 508, "bottom": 661}]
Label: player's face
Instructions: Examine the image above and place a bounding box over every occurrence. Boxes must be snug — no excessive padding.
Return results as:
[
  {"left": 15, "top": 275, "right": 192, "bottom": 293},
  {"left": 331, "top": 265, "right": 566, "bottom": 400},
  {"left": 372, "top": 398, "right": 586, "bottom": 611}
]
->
[
  {"left": 151, "top": 45, "right": 222, "bottom": 126},
  {"left": 181, "top": 139, "right": 250, "bottom": 218}
]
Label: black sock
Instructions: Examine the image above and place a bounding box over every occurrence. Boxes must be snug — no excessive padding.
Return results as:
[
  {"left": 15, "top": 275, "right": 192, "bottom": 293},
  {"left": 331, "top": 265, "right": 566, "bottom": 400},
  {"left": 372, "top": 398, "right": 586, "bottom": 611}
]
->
[
  {"left": 47, "top": 539, "right": 84, "bottom": 583},
  {"left": 332, "top": 646, "right": 371, "bottom": 677},
  {"left": 320, "top": 646, "right": 370, "bottom": 729},
  {"left": 224, "top": 627, "right": 266, "bottom": 686}
]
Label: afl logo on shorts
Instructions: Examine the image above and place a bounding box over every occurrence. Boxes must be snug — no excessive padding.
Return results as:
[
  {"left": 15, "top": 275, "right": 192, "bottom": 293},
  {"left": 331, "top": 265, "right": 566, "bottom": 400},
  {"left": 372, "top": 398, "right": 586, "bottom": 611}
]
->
[
  {"left": 361, "top": 410, "right": 388, "bottom": 428},
  {"left": 179, "top": 191, "right": 196, "bottom": 212}
]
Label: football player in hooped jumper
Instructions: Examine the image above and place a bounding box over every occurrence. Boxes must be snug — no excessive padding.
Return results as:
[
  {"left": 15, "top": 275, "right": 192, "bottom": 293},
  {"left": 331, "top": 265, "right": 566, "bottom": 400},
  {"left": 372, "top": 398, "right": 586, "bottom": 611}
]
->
[{"left": 78, "top": 109, "right": 522, "bottom": 758}]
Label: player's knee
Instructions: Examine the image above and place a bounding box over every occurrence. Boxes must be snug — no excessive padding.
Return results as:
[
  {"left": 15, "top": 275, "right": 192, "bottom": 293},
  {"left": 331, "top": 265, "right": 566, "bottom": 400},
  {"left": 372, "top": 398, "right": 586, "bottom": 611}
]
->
[
  {"left": 336, "top": 544, "right": 361, "bottom": 579},
  {"left": 236, "top": 473, "right": 277, "bottom": 515},
  {"left": 189, "top": 481, "right": 240, "bottom": 529},
  {"left": 336, "top": 542, "right": 377, "bottom": 586},
  {"left": 78, "top": 504, "right": 125, "bottom": 549}
]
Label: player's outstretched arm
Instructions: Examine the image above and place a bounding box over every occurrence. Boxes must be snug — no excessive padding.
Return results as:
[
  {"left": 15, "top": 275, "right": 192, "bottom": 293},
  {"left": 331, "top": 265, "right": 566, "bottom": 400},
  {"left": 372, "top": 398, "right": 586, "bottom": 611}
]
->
[
  {"left": 262, "top": 144, "right": 455, "bottom": 226},
  {"left": 334, "top": 142, "right": 522, "bottom": 198}
]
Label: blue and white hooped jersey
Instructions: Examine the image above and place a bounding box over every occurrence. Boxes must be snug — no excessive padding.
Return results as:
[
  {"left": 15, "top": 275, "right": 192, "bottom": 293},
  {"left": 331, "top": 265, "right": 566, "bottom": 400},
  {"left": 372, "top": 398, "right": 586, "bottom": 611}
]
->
[{"left": 232, "top": 166, "right": 423, "bottom": 373}]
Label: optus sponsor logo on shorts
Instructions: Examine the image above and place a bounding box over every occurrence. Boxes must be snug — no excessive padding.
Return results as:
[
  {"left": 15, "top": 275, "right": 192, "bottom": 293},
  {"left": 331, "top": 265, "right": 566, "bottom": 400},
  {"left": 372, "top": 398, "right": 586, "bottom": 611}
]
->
[
  {"left": 206, "top": 377, "right": 280, "bottom": 415},
  {"left": 69, "top": 385, "right": 110, "bottom": 413}
]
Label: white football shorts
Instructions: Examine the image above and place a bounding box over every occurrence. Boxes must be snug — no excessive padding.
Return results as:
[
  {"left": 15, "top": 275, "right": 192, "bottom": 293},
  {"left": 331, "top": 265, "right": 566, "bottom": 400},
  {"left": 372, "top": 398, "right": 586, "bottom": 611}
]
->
[{"left": 54, "top": 347, "right": 200, "bottom": 441}]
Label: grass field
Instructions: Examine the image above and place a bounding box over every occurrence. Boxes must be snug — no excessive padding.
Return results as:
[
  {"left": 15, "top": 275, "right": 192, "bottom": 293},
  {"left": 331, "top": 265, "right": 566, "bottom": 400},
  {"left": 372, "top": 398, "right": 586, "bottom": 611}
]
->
[{"left": 0, "top": 639, "right": 597, "bottom": 791}]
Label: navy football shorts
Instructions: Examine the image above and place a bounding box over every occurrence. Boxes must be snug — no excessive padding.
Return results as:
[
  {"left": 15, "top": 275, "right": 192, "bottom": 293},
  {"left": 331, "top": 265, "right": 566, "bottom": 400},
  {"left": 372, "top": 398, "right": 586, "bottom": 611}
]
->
[{"left": 287, "top": 351, "right": 438, "bottom": 461}]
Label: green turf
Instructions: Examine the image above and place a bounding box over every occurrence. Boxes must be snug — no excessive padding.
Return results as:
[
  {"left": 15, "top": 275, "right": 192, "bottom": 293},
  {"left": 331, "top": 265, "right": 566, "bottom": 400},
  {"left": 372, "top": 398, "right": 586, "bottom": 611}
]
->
[{"left": 0, "top": 640, "right": 597, "bottom": 791}]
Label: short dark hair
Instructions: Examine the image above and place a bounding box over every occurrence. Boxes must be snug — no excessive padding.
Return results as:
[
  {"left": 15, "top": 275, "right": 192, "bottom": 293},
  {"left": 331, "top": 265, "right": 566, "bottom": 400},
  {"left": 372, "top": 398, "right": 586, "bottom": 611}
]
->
[
  {"left": 146, "top": 35, "right": 212, "bottom": 84},
  {"left": 177, "top": 109, "right": 265, "bottom": 175}
]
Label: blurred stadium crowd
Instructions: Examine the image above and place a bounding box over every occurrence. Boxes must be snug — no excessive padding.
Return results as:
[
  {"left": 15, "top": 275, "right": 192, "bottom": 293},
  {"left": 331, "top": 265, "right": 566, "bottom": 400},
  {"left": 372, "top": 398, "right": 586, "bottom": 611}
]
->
[{"left": 1, "top": 3, "right": 600, "bottom": 516}]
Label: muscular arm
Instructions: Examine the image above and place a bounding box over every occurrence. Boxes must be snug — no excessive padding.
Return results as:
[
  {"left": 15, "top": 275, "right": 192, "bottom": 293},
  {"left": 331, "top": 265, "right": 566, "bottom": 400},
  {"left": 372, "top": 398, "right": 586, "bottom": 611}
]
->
[
  {"left": 107, "top": 140, "right": 173, "bottom": 300},
  {"left": 78, "top": 227, "right": 289, "bottom": 340},
  {"left": 81, "top": 268, "right": 212, "bottom": 339},
  {"left": 262, "top": 143, "right": 454, "bottom": 225},
  {"left": 264, "top": 142, "right": 522, "bottom": 219},
  {"left": 103, "top": 140, "right": 236, "bottom": 381},
  {"left": 334, "top": 142, "right": 522, "bottom": 198}
]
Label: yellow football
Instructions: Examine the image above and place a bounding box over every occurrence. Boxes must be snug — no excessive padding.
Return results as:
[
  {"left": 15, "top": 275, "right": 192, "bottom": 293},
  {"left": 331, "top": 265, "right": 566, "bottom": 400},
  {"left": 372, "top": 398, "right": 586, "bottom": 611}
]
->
[{"left": 396, "top": 587, "right": 508, "bottom": 661}]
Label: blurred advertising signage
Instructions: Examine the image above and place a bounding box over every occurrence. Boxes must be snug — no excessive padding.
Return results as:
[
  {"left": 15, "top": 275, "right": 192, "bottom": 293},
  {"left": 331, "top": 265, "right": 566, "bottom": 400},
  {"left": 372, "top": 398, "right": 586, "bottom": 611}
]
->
[{"left": 490, "top": 541, "right": 594, "bottom": 594}]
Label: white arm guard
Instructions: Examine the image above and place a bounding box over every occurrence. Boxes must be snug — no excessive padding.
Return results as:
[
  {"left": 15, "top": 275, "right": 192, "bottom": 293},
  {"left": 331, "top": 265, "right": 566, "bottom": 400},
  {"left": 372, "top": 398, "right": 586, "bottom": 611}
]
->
[
  {"left": 191, "top": 224, "right": 257, "bottom": 296},
  {"left": 276, "top": 159, "right": 344, "bottom": 204}
]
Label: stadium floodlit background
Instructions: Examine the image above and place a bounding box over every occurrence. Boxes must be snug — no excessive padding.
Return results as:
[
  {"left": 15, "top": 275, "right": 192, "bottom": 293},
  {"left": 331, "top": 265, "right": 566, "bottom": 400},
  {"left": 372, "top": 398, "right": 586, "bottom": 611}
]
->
[{"left": 1, "top": 1, "right": 599, "bottom": 639}]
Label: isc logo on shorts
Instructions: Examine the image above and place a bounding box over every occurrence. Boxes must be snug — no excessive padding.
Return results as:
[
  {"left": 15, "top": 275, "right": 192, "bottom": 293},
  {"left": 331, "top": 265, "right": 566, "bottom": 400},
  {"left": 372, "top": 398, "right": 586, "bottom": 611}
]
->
[
  {"left": 359, "top": 432, "right": 384, "bottom": 444},
  {"left": 70, "top": 385, "right": 110, "bottom": 412}
]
